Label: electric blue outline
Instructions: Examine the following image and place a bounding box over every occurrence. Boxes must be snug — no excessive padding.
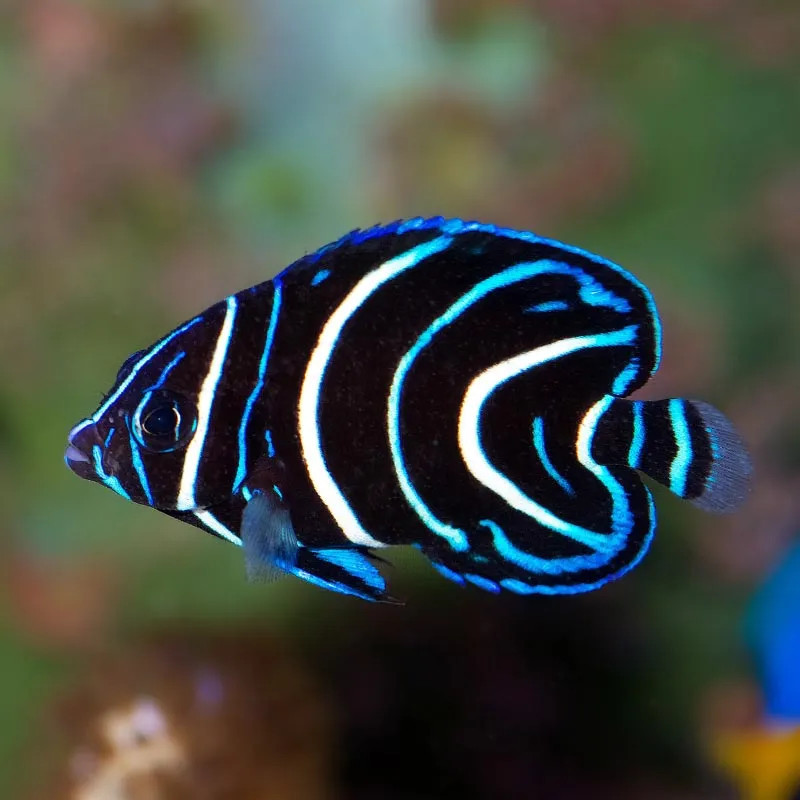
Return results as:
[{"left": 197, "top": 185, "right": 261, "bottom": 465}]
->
[
  {"left": 532, "top": 416, "right": 575, "bottom": 495},
  {"left": 285, "top": 216, "right": 661, "bottom": 373},
  {"left": 233, "top": 280, "right": 282, "bottom": 493},
  {"left": 485, "top": 482, "right": 656, "bottom": 594}
]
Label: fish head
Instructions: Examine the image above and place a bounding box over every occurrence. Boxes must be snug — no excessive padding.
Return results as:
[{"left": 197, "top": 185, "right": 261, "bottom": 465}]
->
[{"left": 65, "top": 312, "right": 234, "bottom": 512}]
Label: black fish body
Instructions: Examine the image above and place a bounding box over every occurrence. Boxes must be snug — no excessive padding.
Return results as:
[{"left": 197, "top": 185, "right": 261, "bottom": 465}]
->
[{"left": 65, "top": 218, "right": 751, "bottom": 601}]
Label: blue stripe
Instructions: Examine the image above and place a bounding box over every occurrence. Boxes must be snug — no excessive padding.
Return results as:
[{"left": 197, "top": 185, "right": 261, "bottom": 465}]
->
[
  {"left": 92, "top": 445, "right": 130, "bottom": 500},
  {"left": 233, "top": 281, "right": 282, "bottom": 493},
  {"left": 389, "top": 259, "right": 626, "bottom": 552},
  {"left": 128, "top": 431, "right": 154, "bottom": 506},
  {"left": 579, "top": 283, "right": 631, "bottom": 312},
  {"left": 91, "top": 317, "right": 201, "bottom": 424},
  {"left": 289, "top": 567, "right": 380, "bottom": 601},
  {"left": 612, "top": 357, "right": 640, "bottom": 396},
  {"left": 628, "top": 401, "right": 645, "bottom": 468},
  {"left": 668, "top": 398, "right": 692, "bottom": 496},
  {"left": 264, "top": 429, "right": 275, "bottom": 458},
  {"left": 489, "top": 485, "right": 656, "bottom": 594},
  {"left": 153, "top": 351, "right": 185, "bottom": 389},
  {"left": 464, "top": 573, "right": 500, "bottom": 593},
  {"left": 532, "top": 416, "right": 574, "bottom": 495},
  {"left": 526, "top": 300, "right": 568, "bottom": 313},
  {"left": 484, "top": 518, "right": 614, "bottom": 577},
  {"left": 430, "top": 561, "right": 465, "bottom": 586},
  {"left": 311, "top": 269, "right": 330, "bottom": 286}
]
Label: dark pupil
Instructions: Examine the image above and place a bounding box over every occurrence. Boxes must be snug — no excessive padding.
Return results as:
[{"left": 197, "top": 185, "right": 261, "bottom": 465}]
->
[{"left": 143, "top": 404, "right": 178, "bottom": 438}]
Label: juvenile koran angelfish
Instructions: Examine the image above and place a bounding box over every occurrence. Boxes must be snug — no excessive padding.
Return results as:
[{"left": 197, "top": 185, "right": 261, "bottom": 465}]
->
[{"left": 65, "top": 218, "right": 752, "bottom": 601}]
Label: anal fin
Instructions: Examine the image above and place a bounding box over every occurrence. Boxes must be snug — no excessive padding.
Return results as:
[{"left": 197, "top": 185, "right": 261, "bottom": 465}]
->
[{"left": 295, "top": 547, "right": 399, "bottom": 603}]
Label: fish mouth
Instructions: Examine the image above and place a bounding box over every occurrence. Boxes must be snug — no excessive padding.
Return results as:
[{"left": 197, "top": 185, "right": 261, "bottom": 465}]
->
[
  {"left": 64, "top": 420, "right": 101, "bottom": 481},
  {"left": 65, "top": 444, "right": 90, "bottom": 464}
]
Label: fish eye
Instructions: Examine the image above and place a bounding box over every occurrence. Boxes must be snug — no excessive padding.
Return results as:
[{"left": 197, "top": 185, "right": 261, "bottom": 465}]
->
[
  {"left": 116, "top": 349, "right": 146, "bottom": 385},
  {"left": 132, "top": 389, "right": 197, "bottom": 453}
]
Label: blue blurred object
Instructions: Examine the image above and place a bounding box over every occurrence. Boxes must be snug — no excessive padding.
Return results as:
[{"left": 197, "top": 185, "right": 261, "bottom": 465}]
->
[{"left": 747, "top": 541, "right": 800, "bottom": 722}]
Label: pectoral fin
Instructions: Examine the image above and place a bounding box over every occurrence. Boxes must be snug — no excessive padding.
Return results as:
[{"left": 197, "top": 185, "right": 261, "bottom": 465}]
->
[
  {"left": 240, "top": 487, "right": 397, "bottom": 603},
  {"left": 240, "top": 488, "right": 299, "bottom": 582}
]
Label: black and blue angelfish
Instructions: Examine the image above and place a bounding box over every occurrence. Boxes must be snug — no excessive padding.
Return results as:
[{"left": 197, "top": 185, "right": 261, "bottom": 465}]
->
[{"left": 65, "top": 218, "right": 752, "bottom": 602}]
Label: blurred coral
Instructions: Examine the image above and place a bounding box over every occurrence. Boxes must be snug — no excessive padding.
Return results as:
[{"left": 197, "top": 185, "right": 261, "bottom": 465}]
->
[{"left": 29, "top": 633, "right": 333, "bottom": 800}]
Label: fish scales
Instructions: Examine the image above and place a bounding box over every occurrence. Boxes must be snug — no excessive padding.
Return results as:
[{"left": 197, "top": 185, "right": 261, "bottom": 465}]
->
[{"left": 65, "top": 217, "right": 752, "bottom": 601}]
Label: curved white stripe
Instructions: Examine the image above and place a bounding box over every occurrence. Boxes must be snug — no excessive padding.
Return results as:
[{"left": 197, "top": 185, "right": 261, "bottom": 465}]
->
[
  {"left": 194, "top": 509, "right": 241, "bottom": 545},
  {"left": 576, "top": 395, "right": 632, "bottom": 536},
  {"left": 457, "top": 327, "right": 636, "bottom": 551},
  {"left": 177, "top": 297, "right": 237, "bottom": 510},
  {"left": 298, "top": 236, "right": 453, "bottom": 547}
]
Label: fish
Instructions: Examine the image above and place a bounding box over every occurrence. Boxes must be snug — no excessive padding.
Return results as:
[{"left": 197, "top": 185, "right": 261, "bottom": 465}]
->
[{"left": 65, "top": 217, "right": 752, "bottom": 602}]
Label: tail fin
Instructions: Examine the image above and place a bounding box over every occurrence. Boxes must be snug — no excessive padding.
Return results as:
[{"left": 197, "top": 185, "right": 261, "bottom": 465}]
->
[{"left": 592, "top": 397, "right": 752, "bottom": 513}]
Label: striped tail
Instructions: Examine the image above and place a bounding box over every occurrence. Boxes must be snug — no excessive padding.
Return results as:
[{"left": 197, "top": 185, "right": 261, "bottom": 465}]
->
[{"left": 592, "top": 397, "right": 752, "bottom": 512}]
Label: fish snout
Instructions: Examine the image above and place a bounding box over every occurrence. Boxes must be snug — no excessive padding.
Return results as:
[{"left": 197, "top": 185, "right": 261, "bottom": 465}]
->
[{"left": 65, "top": 420, "right": 102, "bottom": 478}]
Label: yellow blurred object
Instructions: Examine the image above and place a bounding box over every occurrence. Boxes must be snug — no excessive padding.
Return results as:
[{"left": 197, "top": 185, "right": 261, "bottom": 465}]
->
[{"left": 713, "top": 725, "right": 800, "bottom": 800}]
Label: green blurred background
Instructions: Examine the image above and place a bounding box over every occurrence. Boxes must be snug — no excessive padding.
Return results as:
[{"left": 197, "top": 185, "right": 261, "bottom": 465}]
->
[{"left": 1, "top": 1, "right": 799, "bottom": 797}]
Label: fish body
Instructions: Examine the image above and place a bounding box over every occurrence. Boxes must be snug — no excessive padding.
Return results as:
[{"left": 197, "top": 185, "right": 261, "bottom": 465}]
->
[{"left": 66, "top": 217, "right": 751, "bottom": 601}]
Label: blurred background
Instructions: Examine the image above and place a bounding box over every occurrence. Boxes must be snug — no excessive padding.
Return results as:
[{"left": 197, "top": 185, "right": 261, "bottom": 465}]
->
[{"left": 1, "top": 0, "right": 799, "bottom": 797}]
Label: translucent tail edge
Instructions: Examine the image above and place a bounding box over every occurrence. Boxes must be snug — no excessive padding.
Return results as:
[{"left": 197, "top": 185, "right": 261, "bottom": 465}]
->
[{"left": 687, "top": 400, "right": 752, "bottom": 514}]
